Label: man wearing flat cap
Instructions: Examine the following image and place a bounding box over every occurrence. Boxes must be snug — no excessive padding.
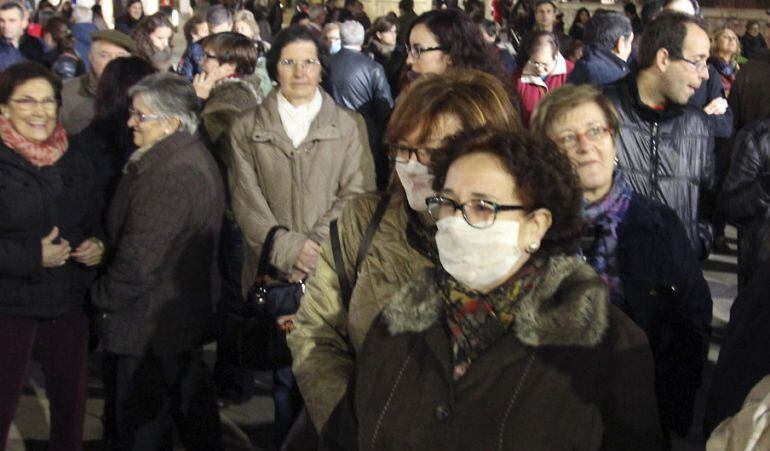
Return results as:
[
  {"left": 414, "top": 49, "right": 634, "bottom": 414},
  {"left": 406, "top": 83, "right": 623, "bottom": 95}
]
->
[{"left": 61, "top": 29, "right": 136, "bottom": 135}]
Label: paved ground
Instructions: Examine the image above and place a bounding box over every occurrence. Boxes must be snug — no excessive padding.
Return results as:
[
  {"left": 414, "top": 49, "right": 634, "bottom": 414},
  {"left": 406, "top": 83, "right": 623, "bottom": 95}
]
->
[{"left": 6, "top": 230, "right": 739, "bottom": 451}]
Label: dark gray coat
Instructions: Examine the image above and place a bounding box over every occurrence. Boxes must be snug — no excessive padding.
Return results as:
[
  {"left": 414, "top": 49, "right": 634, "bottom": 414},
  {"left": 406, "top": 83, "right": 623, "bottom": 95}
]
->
[{"left": 91, "top": 131, "right": 225, "bottom": 356}]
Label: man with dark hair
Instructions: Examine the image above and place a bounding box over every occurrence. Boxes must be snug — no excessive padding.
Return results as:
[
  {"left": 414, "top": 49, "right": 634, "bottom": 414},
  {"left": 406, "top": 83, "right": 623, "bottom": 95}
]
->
[
  {"left": 568, "top": 10, "right": 633, "bottom": 86},
  {"left": 0, "top": 2, "right": 44, "bottom": 70},
  {"left": 624, "top": 2, "right": 643, "bottom": 34},
  {"left": 532, "top": 0, "right": 570, "bottom": 52},
  {"left": 604, "top": 12, "right": 715, "bottom": 261},
  {"left": 396, "top": 0, "right": 416, "bottom": 45}
]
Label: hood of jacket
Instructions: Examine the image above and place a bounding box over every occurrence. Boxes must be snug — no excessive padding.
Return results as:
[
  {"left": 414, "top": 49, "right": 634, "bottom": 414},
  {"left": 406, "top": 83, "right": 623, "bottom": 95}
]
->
[
  {"left": 383, "top": 255, "right": 609, "bottom": 347},
  {"left": 570, "top": 43, "right": 629, "bottom": 85}
]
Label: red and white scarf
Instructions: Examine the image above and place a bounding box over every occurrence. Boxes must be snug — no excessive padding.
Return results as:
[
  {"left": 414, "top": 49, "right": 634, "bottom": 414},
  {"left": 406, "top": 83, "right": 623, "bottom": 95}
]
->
[{"left": 0, "top": 115, "right": 68, "bottom": 167}]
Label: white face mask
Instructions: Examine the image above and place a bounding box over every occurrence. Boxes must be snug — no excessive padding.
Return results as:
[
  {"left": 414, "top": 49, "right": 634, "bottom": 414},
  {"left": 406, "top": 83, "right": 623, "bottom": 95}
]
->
[
  {"left": 395, "top": 159, "right": 435, "bottom": 212},
  {"left": 435, "top": 216, "right": 525, "bottom": 292}
]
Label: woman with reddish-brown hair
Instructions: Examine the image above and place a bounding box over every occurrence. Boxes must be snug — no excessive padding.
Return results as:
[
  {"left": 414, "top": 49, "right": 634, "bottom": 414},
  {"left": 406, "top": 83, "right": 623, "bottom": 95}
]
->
[
  {"left": 131, "top": 12, "right": 174, "bottom": 71},
  {"left": 288, "top": 68, "right": 522, "bottom": 433}
]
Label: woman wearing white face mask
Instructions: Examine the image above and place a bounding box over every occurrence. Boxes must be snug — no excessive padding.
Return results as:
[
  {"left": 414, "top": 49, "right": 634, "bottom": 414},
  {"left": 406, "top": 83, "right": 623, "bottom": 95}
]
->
[
  {"left": 321, "top": 128, "right": 664, "bottom": 450},
  {"left": 287, "top": 69, "right": 522, "bottom": 434}
]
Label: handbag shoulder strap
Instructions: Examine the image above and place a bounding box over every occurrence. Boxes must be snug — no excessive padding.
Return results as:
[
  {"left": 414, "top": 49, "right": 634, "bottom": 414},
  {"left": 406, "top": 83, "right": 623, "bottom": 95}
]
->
[
  {"left": 330, "top": 194, "right": 390, "bottom": 310},
  {"left": 258, "top": 225, "right": 289, "bottom": 278}
]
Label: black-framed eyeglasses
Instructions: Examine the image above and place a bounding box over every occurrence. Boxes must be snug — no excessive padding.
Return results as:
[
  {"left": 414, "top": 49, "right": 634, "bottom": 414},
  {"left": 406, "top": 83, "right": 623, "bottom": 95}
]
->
[
  {"left": 426, "top": 195, "right": 526, "bottom": 229},
  {"left": 675, "top": 55, "right": 708, "bottom": 72},
  {"left": 128, "top": 106, "right": 163, "bottom": 123},
  {"left": 404, "top": 44, "right": 446, "bottom": 60},
  {"left": 203, "top": 52, "right": 218, "bottom": 61},
  {"left": 388, "top": 145, "right": 436, "bottom": 165}
]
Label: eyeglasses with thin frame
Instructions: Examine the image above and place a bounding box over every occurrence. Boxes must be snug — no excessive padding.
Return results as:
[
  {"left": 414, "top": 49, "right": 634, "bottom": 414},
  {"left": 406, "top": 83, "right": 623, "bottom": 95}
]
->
[
  {"left": 9, "top": 96, "right": 57, "bottom": 111},
  {"left": 404, "top": 44, "right": 446, "bottom": 60},
  {"left": 555, "top": 125, "right": 611, "bottom": 151},
  {"left": 128, "top": 106, "right": 163, "bottom": 123},
  {"left": 426, "top": 195, "right": 526, "bottom": 229},
  {"left": 676, "top": 55, "right": 708, "bottom": 72},
  {"left": 388, "top": 145, "right": 436, "bottom": 166},
  {"left": 278, "top": 58, "right": 322, "bottom": 71}
]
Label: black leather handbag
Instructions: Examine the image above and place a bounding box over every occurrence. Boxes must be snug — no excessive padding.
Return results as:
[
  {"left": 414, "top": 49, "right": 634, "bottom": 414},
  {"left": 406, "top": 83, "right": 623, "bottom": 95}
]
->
[{"left": 237, "top": 225, "right": 305, "bottom": 371}]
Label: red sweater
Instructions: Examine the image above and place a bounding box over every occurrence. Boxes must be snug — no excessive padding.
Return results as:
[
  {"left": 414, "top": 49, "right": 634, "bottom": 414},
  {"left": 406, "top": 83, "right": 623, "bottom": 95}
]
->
[{"left": 514, "top": 55, "right": 574, "bottom": 127}]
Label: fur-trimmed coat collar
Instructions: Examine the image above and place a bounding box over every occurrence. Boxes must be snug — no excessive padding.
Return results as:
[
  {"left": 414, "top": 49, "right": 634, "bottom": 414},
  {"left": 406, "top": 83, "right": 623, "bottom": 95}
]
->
[{"left": 383, "top": 255, "right": 610, "bottom": 348}]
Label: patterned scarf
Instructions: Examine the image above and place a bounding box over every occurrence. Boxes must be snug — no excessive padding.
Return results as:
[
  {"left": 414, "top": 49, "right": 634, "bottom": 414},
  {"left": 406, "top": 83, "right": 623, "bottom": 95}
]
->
[
  {"left": 580, "top": 171, "right": 632, "bottom": 305},
  {"left": 0, "top": 115, "right": 67, "bottom": 167},
  {"left": 442, "top": 261, "right": 543, "bottom": 381}
]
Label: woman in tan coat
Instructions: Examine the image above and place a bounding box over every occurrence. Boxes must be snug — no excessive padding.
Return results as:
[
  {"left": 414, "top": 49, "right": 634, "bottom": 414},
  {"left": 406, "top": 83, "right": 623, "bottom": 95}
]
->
[
  {"left": 287, "top": 69, "right": 522, "bottom": 433},
  {"left": 226, "top": 25, "right": 374, "bottom": 447}
]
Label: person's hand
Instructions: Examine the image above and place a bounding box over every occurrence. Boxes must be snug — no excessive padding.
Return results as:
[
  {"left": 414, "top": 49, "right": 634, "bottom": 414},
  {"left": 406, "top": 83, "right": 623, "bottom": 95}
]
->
[
  {"left": 703, "top": 97, "right": 728, "bottom": 115},
  {"left": 193, "top": 71, "right": 216, "bottom": 100},
  {"left": 41, "top": 227, "right": 71, "bottom": 268},
  {"left": 277, "top": 314, "right": 296, "bottom": 334},
  {"left": 71, "top": 237, "right": 104, "bottom": 267},
  {"left": 288, "top": 267, "right": 308, "bottom": 283},
  {"left": 293, "top": 239, "right": 320, "bottom": 274}
]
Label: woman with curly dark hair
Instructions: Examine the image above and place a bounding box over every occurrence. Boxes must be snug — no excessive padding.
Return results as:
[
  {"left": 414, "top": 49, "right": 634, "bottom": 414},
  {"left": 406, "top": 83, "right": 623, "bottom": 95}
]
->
[
  {"left": 320, "top": 127, "right": 663, "bottom": 450},
  {"left": 405, "top": 9, "right": 506, "bottom": 82},
  {"left": 131, "top": 12, "right": 174, "bottom": 71}
]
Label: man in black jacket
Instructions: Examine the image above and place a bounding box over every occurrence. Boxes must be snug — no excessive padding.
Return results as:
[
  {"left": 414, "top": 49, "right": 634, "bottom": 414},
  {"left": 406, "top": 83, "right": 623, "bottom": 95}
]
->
[
  {"left": 329, "top": 20, "right": 393, "bottom": 191},
  {"left": 604, "top": 11, "right": 714, "bottom": 257},
  {"left": 568, "top": 10, "right": 634, "bottom": 87}
]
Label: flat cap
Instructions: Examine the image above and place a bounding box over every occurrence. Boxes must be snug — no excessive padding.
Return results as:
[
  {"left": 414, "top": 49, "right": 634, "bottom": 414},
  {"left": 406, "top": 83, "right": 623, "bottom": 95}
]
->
[{"left": 90, "top": 29, "right": 136, "bottom": 53}]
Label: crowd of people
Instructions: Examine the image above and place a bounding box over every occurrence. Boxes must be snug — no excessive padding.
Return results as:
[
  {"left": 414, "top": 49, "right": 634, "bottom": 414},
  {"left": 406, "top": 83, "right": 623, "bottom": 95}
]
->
[{"left": 0, "top": 0, "right": 770, "bottom": 450}]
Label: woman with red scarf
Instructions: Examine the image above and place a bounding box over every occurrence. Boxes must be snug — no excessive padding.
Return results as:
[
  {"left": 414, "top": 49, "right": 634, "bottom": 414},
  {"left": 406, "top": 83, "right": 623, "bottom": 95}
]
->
[{"left": 0, "top": 62, "right": 103, "bottom": 450}]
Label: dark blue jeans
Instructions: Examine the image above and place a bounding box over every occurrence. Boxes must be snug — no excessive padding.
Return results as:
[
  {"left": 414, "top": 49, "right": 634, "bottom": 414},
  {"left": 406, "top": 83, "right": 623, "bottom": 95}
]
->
[{"left": 273, "top": 366, "right": 303, "bottom": 449}]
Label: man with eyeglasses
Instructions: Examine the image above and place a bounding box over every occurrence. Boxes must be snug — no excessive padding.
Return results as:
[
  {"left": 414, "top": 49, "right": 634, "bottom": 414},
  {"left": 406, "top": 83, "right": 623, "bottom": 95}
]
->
[{"left": 604, "top": 11, "right": 715, "bottom": 259}]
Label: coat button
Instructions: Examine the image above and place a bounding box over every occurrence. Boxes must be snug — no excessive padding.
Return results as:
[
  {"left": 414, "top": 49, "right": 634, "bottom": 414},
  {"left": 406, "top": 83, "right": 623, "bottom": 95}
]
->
[{"left": 434, "top": 405, "right": 450, "bottom": 422}]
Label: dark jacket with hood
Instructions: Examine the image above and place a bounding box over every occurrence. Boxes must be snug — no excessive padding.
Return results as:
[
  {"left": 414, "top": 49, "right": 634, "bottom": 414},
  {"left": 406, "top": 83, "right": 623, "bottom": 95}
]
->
[
  {"left": 718, "top": 118, "right": 770, "bottom": 289},
  {"left": 0, "top": 141, "right": 101, "bottom": 318},
  {"left": 604, "top": 74, "right": 715, "bottom": 256},
  {"left": 688, "top": 64, "right": 733, "bottom": 139},
  {"left": 568, "top": 43, "right": 630, "bottom": 86},
  {"left": 321, "top": 257, "right": 664, "bottom": 451}
]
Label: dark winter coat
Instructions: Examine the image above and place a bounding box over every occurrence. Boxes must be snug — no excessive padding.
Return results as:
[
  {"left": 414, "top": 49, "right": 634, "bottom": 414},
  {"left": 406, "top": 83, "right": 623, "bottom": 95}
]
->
[
  {"left": 704, "top": 261, "right": 770, "bottom": 437},
  {"left": 605, "top": 193, "right": 712, "bottom": 436},
  {"left": 568, "top": 43, "right": 630, "bottom": 87},
  {"left": 718, "top": 118, "right": 770, "bottom": 289},
  {"left": 114, "top": 15, "right": 140, "bottom": 36},
  {"left": 740, "top": 33, "right": 768, "bottom": 60},
  {"left": 0, "top": 140, "right": 100, "bottom": 318},
  {"left": 177, "top": 40, "right": 204, "bottom": 81},
  {"left": 321, "top": 256, "right": 664, "bottom": 451},
  {"left": 729, "top": 54, "right": 770, "bottom": 130},
  {"left": 688, "top": 64, "right": 733, "bottom": 139},
  {"left": 604, "top": 74, "right": 715, "bottom": 255},
  {"left": 366, "top": 41, "right": 406, "bottom": 99},
  {"left": 91, "top": 131, "right": 225, "bottom": 356}
]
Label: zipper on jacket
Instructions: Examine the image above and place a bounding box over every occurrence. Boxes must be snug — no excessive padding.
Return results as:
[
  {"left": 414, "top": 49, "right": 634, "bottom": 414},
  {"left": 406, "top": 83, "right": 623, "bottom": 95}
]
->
[
  {"left": 370, "top": 351, "right": 412, "bottom": 451},
  {"left": 497, "top": 352, "right": 536, "bottom": 451},
  {"left": 650, "top": 121, "right": 659, "bottom": 193}
]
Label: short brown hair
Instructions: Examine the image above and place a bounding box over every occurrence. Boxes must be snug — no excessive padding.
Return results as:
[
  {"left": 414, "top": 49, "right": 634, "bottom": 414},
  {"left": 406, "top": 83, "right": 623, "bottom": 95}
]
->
[
  {"left": 385, "top": 69, "right": 521, "bottom": 148},
  {"left": 202, "top": 32, "right": 257, "bottom": 76},
  {"left": 432, "top": 127, "right": 583, "bottom": 255},
  {"left": 530, "top": 84, "right": 619, "bottom": 141},
  {"left": 183, "top": 14, "right": 207, "bottom": 44},
  {"left": 371, "top": 15, "right": 397, "bottom": 35}
]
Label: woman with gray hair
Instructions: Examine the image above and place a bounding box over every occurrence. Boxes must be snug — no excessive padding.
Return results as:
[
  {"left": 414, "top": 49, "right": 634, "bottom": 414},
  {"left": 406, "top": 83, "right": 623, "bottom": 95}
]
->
[{"left": 91, "top": 72, "right": 225, "bottom": 451}]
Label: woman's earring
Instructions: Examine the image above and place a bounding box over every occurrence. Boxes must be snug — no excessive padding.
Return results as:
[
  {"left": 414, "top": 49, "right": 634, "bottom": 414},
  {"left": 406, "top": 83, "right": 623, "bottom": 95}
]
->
[
  {"left": 526, "top": 242, "right": 540, "bottom": 254},
  {"left": 614, "top": 157, "right": 619, "bottom": 166}
]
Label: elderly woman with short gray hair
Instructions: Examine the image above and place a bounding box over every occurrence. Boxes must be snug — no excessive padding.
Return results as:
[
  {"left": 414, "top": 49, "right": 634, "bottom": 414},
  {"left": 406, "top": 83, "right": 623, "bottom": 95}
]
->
[{"left": 91, "top": 72, "right": 225, "bottom": 451}]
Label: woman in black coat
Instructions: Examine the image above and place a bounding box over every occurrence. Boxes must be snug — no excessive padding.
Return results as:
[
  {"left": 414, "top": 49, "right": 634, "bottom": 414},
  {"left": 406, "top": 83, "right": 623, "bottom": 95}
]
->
[
  {"left": 0, "top": 62, "right": 103, "bottom": 450},
  {"left": 531, "top": 84, "right": 713, "bottom": 446}
]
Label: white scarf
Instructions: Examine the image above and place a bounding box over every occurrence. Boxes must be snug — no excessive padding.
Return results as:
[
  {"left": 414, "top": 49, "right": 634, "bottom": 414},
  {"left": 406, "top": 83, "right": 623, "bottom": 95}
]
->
[{"left": 276, "top": 89, "right": 323, "bottom": 148}]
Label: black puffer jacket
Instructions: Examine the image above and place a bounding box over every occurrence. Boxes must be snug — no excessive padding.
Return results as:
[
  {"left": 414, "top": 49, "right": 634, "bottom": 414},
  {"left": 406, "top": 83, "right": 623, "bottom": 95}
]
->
[
  {"left": 0, "top": 141, "right": 100, "bottom": 318},
  {"left": 604, "top": 75, "right": 715, "bottom": 255},
  {"left": 718, "top": 118, "right": 770, "bottom": 289}
]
